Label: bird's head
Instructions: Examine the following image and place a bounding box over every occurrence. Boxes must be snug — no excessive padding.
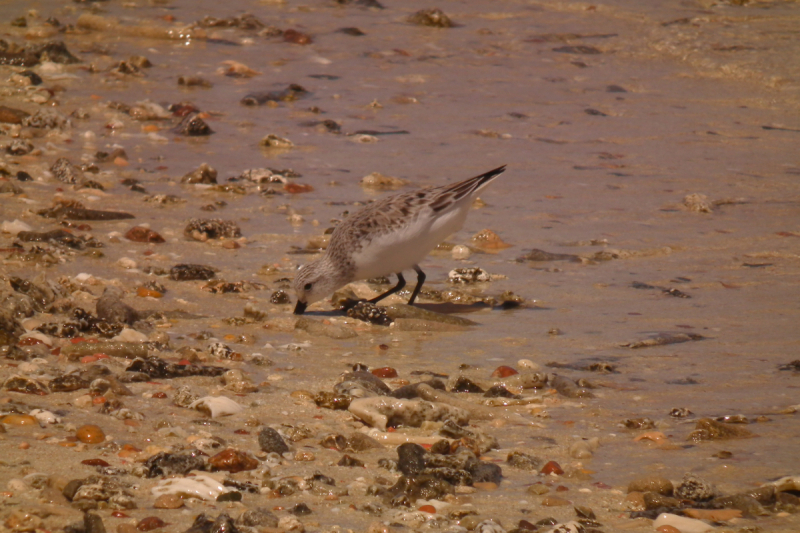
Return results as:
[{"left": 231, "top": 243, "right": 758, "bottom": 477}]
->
[{"left": 292, "top": 258, "right": 345, "bottom": 314}]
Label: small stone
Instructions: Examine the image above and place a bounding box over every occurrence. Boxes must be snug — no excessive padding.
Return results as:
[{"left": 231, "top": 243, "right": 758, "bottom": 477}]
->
[
  {"left": 144, "top": 452, "right": 205, "bottom": 477},
  {"left": 175, "top": 114, "right": 213, "bottom": 136},
  {"left": 50, "top": 158, "right": 84, "bottom": 184},
  {"left": 541, "top": 461, "right": 564, "bottom": 475},
  {"left": 284, "top": 183, "right": 314, "bottom": 194},
  {"left": 208, "top": 448, "right": 259, "bottom": 473},
  {"left": 624, "top": 417, "right": 655, "bottom": 430},
  {"left": 684, "top": 509, "right": 742, "bottom": 521},
  {"left": 76, "top": 424, "right": 105, "bottom": 444},
  {"left": 5, "top": 511, "right": 44, "bottom": 531},
  {"left": 0, "top": 105, "right": 31, "bottom": 124},
  {"left": 137, "top": 287, "right": 163, "bottom": 298},
  {"left": 284, "top": 29, "right": 313, "bottom": 45},
  {"left": 184, "top": 218, "right": 241, "bottom": 240},
  {"left": 625, "top": 491, "right": 645, "bottom": 510},
  {"left": 337, "top": 454, "right": 365, "bottom": 467},
  {"left": 181, "top": 163, "right": 217, "bottom": 184},
  {"left": 451, "top": 245, "right": 471, "bottom": 260},
  {"left": 371, "top": 367, "right": 397, "bottom": 378},
  {"left": 527, "top": 484, "right": 549, "bottom": 495},
  {"left": 208, "top": 342, "right": 233, "bottom": 359},
  {"left": 644, "top": 492, "right": 682, "bottom": 510},
  {"left": 6, "top": 139, "right": 34, "bottom": 155},
  {"left": 270, "top": 290, "right": 291, "bottom": 304},
  {"left": 1, "top": 414, "right": 38, "bottom": 426},
  {"left": 675, "top": 473, "right": 716, "bottom": 501},
  {"left": 170, "top": 264, "right": 217, "bottom": 281},
  {"left": 136, "top": 517, "right": 167, "bottom": 531},
  {"left": 684, "top": 193, "right": 713, "bottom": 213},
  {"left": 408, "top": 8, "right": 454, "bottom": 28},
  {"left": 96, "top": 287, "right": 139, "bottom": 325},
  {"left": 568, "top": 440, "right": 593, "bottom": 459},
  {"left": 237, "top": 509, "right": 278, "bottom": 528},
  {"left": 627, "top": 475, "right": 673, "bottom": 496},
  {"left": 470, "top": 229, "right": 512, "bottom": 251},
  {"left": 258, "top": 427, "right": 289, "bottom": 454},
  {"left": 507, "top": 451, "right": 542, "bottom": 471},
  {"left": 260, "top": 134, "right": 293, "bottom": 148},
  {"left": 84, "top": 513, "right": 107, "bottom": 533},
  {"left": 347, "top": 301, "right": 393, "bottom": 326},
  {"left": 448, "top": 267, "right": 491, "bottom": 284},
  {"left": 491, "top": 365, "right": 518, "bottom": 377},
  {"left": 688, "top": 418, "right": 753, "bottom": 441},
  {"left": 125, "top": 226, "right": 165, "bottom": 243},
  {"left": 540, "top": 496, "right": 571, "bottom": 506},
  {"left": 360, "top": 172, "right": 406, "bottom": 190},
  {"left": 153, "top": 494, "right": 184, "bottom": 509}
]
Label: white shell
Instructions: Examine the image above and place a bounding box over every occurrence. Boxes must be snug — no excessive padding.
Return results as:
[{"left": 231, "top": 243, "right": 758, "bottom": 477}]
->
[
  {"left": 188, "top": 396, "right": 246, "bottom": 418},
  {"left": 151, "top": 474, "right": 234, "bottom": 500},
  {"left": 653, "top": 513, "right": 715, "bottom": 533}
]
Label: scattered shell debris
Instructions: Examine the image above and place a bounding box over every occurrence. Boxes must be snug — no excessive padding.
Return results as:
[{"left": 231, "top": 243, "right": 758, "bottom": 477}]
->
[{"left": 0, "top": 1, "right": 798, "bottom": 532}]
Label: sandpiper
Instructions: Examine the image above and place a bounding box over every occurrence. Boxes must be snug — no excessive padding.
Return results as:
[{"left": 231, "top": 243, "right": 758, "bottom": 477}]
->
[{"left": 293, "top": 165, "right": 506, "bottom": 314}]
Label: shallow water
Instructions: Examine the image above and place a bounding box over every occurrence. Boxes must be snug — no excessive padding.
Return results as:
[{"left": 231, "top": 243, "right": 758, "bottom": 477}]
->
[{"left": 2, "top": 0, "right": 800, "bottom": 531}]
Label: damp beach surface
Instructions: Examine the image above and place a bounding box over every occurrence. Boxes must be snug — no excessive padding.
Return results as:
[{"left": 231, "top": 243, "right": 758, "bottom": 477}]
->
[{"left": 1, "top": 1, "right": 800, "bottom": 532}]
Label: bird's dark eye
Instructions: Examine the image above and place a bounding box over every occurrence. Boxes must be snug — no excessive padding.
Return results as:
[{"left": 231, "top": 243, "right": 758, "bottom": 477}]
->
[{"left": 304, "top": 283, "right": 313, "bottom": 291}]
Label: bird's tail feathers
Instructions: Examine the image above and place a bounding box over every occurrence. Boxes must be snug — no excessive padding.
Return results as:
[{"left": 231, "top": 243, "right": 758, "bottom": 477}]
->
[{"left": 430, "top": 165, "right": 506, "bottom": 212}]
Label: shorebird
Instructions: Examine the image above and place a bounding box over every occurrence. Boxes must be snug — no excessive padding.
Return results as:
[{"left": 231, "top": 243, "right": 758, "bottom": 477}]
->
[{"left": 293, "top": 165, "right": 506, "bottom": 314}]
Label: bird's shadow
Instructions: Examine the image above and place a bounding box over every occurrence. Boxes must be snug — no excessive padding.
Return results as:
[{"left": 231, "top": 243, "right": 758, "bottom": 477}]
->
[{"left": 299, "top": 300, "right": 495, "bottom": 318}]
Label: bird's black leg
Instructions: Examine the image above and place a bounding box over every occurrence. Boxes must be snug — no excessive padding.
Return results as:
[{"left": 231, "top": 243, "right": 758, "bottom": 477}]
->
[
  {"left": 369, "top": 272, "right": 406, "bottom": 304},
  {"left": 407, "top": 265, "right": 426, "bottom": 305}
]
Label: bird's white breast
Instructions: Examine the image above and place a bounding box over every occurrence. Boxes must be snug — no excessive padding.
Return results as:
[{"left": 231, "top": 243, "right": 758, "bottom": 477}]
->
[{"left": 350, "top": 204, "right": 470, "bottom": 279}]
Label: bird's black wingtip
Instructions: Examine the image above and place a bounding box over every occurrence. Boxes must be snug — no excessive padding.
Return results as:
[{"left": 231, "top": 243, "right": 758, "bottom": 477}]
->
[
  {"left": 477, "top": 164, "right": 507, "bottom": 183},
  {"left": 484, "top": 164, "right": 507, "bottom": 178}
]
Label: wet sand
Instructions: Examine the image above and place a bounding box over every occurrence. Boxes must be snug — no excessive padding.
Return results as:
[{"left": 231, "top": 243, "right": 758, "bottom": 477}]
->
[{"left": 2, "top": 0, "right": 800, "bottom": 532}]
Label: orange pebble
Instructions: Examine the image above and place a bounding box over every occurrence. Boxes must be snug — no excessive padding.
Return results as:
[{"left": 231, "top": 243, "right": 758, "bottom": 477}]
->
[
  {"left": 75, "top": 424, "right": 106, "bottom": 444},
  {"left": 284, "top": 183, "right": 314, "bottom": 194},
  {"left": 114, "top": 157, "right": 129, "bottom": 166},
  {"left": 17, "top": 337, "right": 45, "bottom": 347},
  {"left": 137, "top": 287, "right": 163, "bottom": 298},
  {"left": 656, "top": 526, "right": 681, "bottom": 533},
  {"left": 0, "top": 414, "right": 38, "bottom": 426},
  {"left": 118, "top": 448, "right": 140, "bottom": 459},
  {"left": 371, "top": 367, "right": 398, "bottom": 378},
  {"left": 491, "top": 365, "right": 518, "bottom": 377},
  {"left": 418, "top": 505, "right": 436, "bottom": 514},
  {"left": 634, "top": 431, "right": 670, "bottom": 446},
  {"left": 19, "top": 442, "right": 30, "bottom": 450},
  {"left": 541, "top": 461, "right": 564, "bottom": 475}
]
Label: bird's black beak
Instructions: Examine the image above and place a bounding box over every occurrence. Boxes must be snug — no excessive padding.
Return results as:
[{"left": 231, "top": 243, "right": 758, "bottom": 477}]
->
[{"left": 293, "top": 300, "right": 307, "bottom": 315}]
